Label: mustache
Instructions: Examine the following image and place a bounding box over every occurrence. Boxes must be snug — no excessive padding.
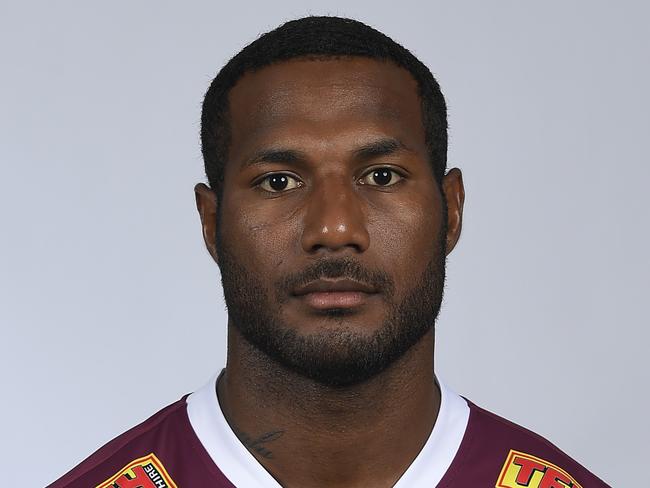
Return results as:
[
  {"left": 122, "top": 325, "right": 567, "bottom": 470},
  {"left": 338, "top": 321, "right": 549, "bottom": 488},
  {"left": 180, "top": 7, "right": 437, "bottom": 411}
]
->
[{"left": 276, "top": 257, "right": 395, "bottom": 300}]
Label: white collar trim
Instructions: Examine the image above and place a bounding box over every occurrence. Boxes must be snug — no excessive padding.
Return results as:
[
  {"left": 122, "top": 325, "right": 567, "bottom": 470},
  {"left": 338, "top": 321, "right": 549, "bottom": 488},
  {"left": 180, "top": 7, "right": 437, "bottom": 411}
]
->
[
  {"left": 186, "top": 372, "right": 469, "bottom": 487},
  {"left": 393, "top": 378, "right": 469, "bottom": 487}
]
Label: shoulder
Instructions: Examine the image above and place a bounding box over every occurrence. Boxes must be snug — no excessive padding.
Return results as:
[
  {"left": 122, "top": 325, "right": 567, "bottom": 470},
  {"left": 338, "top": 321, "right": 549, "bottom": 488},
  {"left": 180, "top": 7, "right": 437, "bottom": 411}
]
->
[
  {"left": 47, "top": 397, "right": 204, "bottom": 488},
  {"left": 440, "top": 399, "right": 611, "bottom": 487}
]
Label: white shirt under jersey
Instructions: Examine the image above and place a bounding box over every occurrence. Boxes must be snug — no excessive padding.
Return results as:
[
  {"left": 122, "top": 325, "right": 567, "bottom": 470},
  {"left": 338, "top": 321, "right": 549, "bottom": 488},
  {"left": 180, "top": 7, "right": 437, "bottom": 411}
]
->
[{"left": 186, "top": 373, "right": 470, "bottom": 487}]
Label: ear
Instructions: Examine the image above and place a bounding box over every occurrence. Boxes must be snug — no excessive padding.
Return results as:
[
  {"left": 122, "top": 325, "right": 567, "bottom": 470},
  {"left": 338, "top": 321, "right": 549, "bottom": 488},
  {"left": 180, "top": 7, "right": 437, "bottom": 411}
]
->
[
  {"left": 441, "top": 168, "right": 465, "bottom": 255},
  {"left": 194, "top": 183, "right": 219, "bottom": 264}
]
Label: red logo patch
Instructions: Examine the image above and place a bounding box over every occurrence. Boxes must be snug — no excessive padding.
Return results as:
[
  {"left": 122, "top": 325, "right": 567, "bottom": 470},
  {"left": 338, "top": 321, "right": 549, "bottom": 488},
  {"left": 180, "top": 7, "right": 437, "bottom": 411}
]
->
[
  {"left": 496, "top": 450, "right": 582, "bottom": 488},
  {"left": 96, "top": 453, "right": 177, "bottom": 488}
]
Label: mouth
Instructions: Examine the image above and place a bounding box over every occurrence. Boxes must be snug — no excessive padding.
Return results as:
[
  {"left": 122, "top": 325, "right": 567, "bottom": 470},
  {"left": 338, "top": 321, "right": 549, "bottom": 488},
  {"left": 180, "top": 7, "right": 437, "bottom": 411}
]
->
[{"left": 292, "top": 278, "right": 379, "bottom": 310}]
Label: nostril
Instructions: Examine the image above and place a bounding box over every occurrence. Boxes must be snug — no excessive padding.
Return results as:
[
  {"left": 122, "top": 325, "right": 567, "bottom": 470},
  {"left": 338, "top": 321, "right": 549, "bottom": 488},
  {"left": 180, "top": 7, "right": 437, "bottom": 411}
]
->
[{"left": 300, "top": 192, "right": 370, "bottom": 253}]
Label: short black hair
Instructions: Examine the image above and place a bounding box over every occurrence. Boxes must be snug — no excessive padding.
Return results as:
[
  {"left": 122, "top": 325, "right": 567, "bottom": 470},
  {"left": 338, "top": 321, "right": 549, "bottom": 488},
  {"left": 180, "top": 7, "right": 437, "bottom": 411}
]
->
[{"left": 201, "top": 16, "right": 448, "bottom": 197}]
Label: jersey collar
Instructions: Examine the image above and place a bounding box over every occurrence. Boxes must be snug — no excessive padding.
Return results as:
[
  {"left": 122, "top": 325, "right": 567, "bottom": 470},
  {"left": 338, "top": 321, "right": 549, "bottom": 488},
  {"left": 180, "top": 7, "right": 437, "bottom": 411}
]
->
[{"left": 186, "top": 371, "right": 469, "bottom": 487}]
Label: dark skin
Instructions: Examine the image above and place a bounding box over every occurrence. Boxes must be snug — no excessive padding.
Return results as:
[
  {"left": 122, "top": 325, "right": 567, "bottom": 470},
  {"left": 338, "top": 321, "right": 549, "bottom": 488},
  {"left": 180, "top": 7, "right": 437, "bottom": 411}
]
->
[{"left": 195, "top": 58, "right": 465, "bottom": 487}]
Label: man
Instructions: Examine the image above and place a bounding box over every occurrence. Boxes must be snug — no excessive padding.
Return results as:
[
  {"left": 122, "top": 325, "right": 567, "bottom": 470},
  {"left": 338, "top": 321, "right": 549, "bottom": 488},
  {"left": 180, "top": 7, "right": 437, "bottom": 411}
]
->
[{"left": 50, "top": 16, "right": 609, "bottom": 488}]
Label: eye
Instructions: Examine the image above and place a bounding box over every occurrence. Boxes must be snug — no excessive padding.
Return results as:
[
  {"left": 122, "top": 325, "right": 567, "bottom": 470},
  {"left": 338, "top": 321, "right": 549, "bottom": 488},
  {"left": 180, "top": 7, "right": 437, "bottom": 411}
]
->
[
  {"left": 257, "top": 173, "right": 302, "bottom": 193},
  {"left": 358, "top": 167, "right": 404, "bottom": 187}
]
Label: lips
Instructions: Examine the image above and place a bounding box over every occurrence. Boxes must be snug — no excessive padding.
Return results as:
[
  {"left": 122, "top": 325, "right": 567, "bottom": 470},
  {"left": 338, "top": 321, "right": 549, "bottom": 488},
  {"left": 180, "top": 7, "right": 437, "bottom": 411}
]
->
[
  {"left": 292, "top": 278, "right": 378, "bottom": 310},
  {"left": 293, "top": 278, "right": 377, "bottom": 296}
]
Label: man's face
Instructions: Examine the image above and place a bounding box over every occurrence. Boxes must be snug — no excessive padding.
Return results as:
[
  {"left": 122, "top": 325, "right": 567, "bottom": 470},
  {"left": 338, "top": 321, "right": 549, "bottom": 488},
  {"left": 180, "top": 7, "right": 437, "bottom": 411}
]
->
[{"left": 200, "top": 58, "right": 461, "bottom": 387}]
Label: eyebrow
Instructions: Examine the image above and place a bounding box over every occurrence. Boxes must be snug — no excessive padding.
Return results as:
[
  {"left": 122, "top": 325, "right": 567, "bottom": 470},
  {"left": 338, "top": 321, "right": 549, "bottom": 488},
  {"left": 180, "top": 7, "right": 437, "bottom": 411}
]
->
[
  {"left": 352, "top": 138, "right": 412, "bottom": 160},
  {"left": 241, "top": 148, "right": 308, "bottom": 170},
  {"left": 240, "top": 137, "right": 413, "bottom": 170}
]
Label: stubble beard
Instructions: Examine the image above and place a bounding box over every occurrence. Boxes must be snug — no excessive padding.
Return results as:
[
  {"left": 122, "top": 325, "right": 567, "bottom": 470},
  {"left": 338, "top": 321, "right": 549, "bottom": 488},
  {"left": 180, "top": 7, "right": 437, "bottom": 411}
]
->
[{"left": 216, "top": 224, "right": 447, "bottom": 388}]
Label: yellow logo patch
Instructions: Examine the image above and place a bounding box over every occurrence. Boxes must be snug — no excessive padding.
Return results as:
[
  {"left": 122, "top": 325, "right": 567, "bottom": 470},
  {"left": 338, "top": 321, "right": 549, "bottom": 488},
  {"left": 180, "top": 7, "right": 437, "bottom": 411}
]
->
[
  {"left": 96, "top": 453, "right": 178, "bottom": 488},
  {"left": 496, "top": 450, "right": 582, "bottom": 488}
]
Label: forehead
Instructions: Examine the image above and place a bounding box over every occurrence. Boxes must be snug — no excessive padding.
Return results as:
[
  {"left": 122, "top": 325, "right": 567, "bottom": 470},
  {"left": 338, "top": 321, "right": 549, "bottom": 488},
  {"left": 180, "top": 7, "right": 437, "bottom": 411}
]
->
[{"left": 227, "top": 57, "right": 426, "bottom": 160}]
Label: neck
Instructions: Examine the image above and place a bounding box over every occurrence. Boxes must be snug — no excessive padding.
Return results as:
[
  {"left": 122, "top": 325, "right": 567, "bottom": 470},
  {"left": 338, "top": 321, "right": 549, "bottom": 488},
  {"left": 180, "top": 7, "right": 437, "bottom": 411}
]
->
[{"left": 217, "top": 324, "right": 440, "bottom": 488}]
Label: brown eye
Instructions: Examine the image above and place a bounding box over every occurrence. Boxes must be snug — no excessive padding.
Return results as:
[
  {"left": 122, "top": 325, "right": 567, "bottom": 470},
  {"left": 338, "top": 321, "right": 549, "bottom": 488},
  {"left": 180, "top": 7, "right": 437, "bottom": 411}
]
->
[
  {"left": 359, "top": 167, "right": 403, "bottom": 187},
  {"left": 259, "top": 173, "right": 302, "bottom": 193}
]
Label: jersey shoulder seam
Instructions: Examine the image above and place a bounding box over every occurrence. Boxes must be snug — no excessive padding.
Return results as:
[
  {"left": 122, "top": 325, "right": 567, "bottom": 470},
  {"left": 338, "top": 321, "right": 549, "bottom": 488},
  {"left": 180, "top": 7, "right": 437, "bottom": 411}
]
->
[
  {"left": 50, "top": 395, "right": 189, "bottom": 487},
  {"left": 466, "top": 400, "right": 610, "bottom": 485},
  {"left": 469, "top": 401, "right": 571, "bottom": 454}
]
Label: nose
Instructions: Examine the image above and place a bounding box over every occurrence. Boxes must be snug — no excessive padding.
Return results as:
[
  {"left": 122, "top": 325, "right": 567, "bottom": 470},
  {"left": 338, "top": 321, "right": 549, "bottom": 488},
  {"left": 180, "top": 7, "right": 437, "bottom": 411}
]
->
[{"left": 300, "top": 179, "right": 370, "bottom": 255}]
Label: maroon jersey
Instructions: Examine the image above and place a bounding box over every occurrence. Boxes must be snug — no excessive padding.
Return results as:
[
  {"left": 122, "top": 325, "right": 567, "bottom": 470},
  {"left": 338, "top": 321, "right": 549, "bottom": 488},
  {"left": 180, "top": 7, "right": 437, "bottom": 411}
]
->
[{"left": 49, "top": 374, "right": 609, "bottom": 487}]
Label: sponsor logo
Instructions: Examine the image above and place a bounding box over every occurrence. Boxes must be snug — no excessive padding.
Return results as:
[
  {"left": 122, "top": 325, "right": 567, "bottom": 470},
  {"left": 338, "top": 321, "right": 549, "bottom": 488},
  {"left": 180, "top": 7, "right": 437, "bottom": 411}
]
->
[
  {"left": 96, "top": 453, "right": 178, "bottom": 488},
  {"left": 496, "top": 450, "right": 582, "bottom": 488}
]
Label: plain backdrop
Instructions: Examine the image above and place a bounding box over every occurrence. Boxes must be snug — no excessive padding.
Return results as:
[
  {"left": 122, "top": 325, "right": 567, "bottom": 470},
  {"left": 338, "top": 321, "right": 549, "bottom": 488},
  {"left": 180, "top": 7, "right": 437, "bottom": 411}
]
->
[{"left": 1, "top": 1, "right": 648, "bottom": 486}]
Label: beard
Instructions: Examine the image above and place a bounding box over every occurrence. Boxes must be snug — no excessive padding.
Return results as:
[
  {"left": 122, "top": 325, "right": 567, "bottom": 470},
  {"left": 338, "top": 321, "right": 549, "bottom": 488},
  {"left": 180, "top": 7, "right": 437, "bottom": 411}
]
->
[{"left": 216, "top": 223, "right": 447, "bottom": 388}]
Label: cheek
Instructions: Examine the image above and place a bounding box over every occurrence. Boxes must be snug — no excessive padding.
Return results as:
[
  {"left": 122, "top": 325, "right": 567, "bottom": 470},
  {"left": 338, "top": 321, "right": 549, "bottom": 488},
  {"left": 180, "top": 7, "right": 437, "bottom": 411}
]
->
[
  {"left": 368, "top": 191, "right": 442, "bottom": 286},
  {"left": 220, "top": 194, "right": 298, "bottom": 270}
]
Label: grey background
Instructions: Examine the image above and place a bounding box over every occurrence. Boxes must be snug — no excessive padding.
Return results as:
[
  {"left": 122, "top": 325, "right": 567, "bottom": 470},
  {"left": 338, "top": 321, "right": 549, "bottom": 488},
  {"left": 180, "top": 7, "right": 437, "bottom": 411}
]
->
[{"left": 1, "top": 1, "right": 647, "bottom": 486}]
